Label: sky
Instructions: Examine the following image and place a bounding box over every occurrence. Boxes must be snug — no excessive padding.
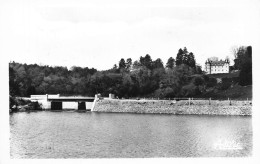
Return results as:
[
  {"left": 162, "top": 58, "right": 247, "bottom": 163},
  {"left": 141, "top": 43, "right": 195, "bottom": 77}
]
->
[{"left": 0, "top": 0, "right": 259, "bottom": 70}]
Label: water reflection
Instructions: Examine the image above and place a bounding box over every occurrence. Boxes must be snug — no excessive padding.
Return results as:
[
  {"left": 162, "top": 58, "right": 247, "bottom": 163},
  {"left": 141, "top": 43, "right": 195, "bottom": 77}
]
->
[{"left": 10, "top": 112, "right": 252, "bottom": 158}]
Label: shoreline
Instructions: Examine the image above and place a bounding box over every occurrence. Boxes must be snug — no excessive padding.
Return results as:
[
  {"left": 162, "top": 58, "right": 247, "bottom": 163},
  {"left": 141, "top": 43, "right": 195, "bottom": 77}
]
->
[
  {"left": 9, "top": 96, "right": 252, "bottom": 116},
  {"left": 9, "top": 96, "right": 42, "bottom": 113}
]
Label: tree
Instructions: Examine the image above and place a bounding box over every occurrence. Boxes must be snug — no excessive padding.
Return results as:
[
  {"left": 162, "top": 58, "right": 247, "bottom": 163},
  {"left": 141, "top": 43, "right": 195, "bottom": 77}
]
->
[
  {"left": 176, "top": 48, "right": 184, "bottom": 66},
  {"left": 26, "top": 85, "right": 36, "bottom": 96},
  {"left": 119, "top": 58, "right": 126, "bottom": 70},
  {"left": 176, "top": 47, "right": 196, "bottom": 69},
  {"left": 187, "top": 52, "right": 196, "bottom": 68},
  {"left": 140, "top": 54, "right": 153, "bottom": 69},
  {"left": 182, "top": 47, "right": 189, "bottom": 65},
  {"left": 193, "top": 76, "right": 204, "bottom": 86},
  {"left": 195, "top": 65, "right": 202, "bottom": 74},
  {"left": 166, "top": 57, "right": 175, "bottom": 69},
  {"left": 132, "top": 60, "right": 141, "bottom": 70},
  {"left": 153, "top": 58, "right": 164, "bottom": 69},
  {"left": 126, "top": 58, "right": 132, "bottom": 71},
  {"left": 9, "top": 67, "right": 20, "bottom": 96},
  {"left": 110, "top": 64, "right": 119, "bottom": 73},
  {"left": 131, "top": 67, "right": 153, "bottom": 95},
  {"left": 232, "top": 46, "right": 247, "bottom": 70},
  {"left": 159, "top": 68, "right": 181, "bottom": 97},
  {"left": 237, "top": 46, "right": 252, "bottom": 86},
  {"left": 113, "top": 64, "right": 117, "bottom": 69},
  {"left": 232, "top": 46, "right": 252, "bottom": 85},
  {"left": 121, "top": 74, "right": 134, "bottom": 97}
]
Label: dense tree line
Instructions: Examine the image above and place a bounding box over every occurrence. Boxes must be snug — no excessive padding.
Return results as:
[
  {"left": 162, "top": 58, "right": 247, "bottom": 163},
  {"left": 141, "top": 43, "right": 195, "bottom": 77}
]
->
[
  {"left": 232, "top": 46, "right": 252, "bottom": 86},
  {"left": 9, "top": 63, "right": 97, "bottom": 97},
  {"left": 9, "top": 47, "right": 206, "bottom": 98}
]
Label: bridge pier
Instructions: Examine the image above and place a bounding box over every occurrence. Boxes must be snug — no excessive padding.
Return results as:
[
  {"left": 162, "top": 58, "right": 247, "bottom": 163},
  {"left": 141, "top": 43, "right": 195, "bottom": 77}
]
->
[
  {"left": 78, "top": 102, "right": 86, "bottom": 110},
  {"left": 51, "top": 102, "right": 62, "bottom": 110}
]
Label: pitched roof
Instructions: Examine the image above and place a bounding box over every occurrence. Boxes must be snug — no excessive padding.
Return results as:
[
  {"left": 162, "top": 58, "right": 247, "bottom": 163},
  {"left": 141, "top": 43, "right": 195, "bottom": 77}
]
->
[{"left": 205, "top": 59, "right": 229, "bottom": 66}]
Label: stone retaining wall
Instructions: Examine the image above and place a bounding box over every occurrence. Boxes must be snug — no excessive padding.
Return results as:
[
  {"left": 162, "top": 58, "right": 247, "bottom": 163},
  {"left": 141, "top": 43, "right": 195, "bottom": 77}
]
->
[{"left": 92, "top": 99, "right": 251, "bottom": 116}]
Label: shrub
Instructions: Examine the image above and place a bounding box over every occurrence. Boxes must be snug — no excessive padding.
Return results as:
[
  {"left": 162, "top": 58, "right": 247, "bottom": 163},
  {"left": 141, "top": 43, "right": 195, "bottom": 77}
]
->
[
  {"left": 28, "top": 101, "right": 42, "bottom": 111},
  {"left": 193, "top": 76, "right": 204, "bottom": 86},
  {"left": 206, "top": 78, "right": 217, "bottom": 87},
  {"left": 218, "top": 78, "right": 233, "bottom": 90},
  {"left": 154, "top": 87, "right": 176, "bottom": 98},
  {"left": 203, "top": 75, "right": 209, "bottom": 82},
  {"left": 181, "top": 84, "right": 200, "bottom": 97}
]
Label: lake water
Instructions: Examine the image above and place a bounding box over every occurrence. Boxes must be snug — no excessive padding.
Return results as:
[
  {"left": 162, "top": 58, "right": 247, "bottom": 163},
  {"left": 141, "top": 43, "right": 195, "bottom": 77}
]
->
[{"left": 10, "top": 111, "right": 252, "bottom": 158}]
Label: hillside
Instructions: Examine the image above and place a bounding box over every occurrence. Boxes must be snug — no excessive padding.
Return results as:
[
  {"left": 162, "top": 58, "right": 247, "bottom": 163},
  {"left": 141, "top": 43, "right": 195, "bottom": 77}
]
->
[
  {"left": 197, "top": 84, "right": 252, "bottom": 100},
  {"left": 207, "top": 71, "right": 240, "bottom": 78},
  {"left": 191, "top": 71, "right": 252, "bottom": 100}
]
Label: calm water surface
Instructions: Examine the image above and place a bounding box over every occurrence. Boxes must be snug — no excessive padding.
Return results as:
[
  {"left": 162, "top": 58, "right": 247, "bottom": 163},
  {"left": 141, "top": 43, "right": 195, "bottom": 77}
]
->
[{"left": 10, "top": 111, "right": 252, "bottom": 158}]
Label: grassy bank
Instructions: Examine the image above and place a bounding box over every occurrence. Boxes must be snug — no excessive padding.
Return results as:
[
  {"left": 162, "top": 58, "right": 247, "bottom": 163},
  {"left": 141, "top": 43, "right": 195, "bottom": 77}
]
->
[{"left": 196, "top": 85, "right": 252, "bottom": 100}]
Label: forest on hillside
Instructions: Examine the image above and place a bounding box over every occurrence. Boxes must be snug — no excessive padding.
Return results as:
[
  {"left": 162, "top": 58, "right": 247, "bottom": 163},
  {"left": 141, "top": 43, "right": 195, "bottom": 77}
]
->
[{"left": 9, "top": 46, "right": 252, "bottom": 99}]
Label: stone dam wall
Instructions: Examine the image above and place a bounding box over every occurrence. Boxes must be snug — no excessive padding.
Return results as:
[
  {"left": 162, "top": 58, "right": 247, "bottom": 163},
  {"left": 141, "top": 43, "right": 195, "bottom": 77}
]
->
[{"left": 92, "top": 99, "right": 252, "bottom": 116}]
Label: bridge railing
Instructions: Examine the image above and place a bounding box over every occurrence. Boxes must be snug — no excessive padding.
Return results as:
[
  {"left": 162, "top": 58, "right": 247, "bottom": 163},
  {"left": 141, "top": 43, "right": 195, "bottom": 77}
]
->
[
  {"left": 113, "top": 97, "right": 252, "bottom": 106},
  {"left": 125, "top": 97, "right": 252, "bottom": 101},
  {"left": 30, "top": 94, "right": 60, "bottom": 100}
]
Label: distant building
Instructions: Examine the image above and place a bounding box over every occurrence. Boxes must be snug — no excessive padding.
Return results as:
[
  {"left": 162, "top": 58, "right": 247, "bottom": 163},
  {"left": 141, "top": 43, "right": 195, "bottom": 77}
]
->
[{"left": 205, "top": 57, "right": 230, "bottom": 74}]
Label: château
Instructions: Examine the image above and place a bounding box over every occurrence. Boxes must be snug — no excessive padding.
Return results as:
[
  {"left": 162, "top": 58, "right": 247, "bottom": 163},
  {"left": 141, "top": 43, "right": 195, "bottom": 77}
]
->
[{"left": 205, "top": 57, "right": 230, "bottom": 74}]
